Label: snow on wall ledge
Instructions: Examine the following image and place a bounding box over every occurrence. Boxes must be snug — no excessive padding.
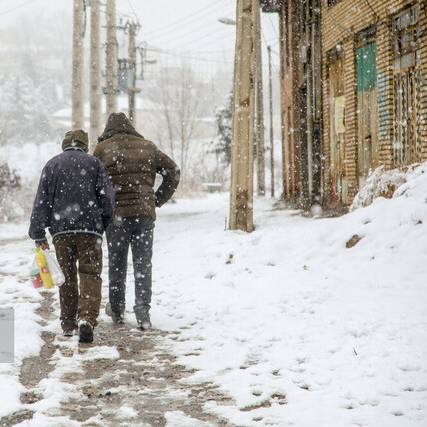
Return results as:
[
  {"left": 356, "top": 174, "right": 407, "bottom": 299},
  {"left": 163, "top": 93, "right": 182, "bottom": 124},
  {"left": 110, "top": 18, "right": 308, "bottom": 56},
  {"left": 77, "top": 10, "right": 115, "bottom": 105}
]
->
[{"left": 154, "top": 162, "right": 427, "bottom": 427}]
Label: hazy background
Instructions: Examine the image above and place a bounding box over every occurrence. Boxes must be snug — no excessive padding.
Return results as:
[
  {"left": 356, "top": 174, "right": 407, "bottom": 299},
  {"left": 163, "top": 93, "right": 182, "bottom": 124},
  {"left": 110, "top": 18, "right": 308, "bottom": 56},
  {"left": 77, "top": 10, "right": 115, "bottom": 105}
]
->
[{"left": 0, "top": 0, "right": 282, "bottom": 221}]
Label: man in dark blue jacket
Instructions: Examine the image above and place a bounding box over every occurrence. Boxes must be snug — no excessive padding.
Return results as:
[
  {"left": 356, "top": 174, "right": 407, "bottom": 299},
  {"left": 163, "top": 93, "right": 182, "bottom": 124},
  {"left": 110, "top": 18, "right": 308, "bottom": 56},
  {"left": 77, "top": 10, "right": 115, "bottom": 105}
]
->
[{"left": 29, "top": 130, "right": 114, "bottom": 343}]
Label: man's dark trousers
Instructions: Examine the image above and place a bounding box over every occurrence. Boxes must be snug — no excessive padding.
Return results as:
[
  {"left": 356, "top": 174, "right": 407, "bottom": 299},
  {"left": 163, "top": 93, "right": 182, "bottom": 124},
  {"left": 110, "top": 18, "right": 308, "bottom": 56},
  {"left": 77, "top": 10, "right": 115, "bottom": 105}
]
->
[
  {"left": 54, "top": 234, "right": 103, "bottom": 328},
  {"left": 106, "top": 216, "right": 154, "bottom": 321}
]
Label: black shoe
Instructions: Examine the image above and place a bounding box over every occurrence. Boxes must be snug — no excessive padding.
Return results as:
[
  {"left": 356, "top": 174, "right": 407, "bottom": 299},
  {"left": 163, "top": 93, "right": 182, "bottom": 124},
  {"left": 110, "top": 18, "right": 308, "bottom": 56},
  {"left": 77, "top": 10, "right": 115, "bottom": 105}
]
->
[
  {"left": 79, "top": 321, "right": 94, "bottom": 343},
  {"left": 61, "top": 320, "right": 77, "bottom": 337},
  {"left": 105, "top": 302, "right": 124, "bottom": 324},
  {"left": 137, "top": 310, "right": 152, "bottom": 330}
]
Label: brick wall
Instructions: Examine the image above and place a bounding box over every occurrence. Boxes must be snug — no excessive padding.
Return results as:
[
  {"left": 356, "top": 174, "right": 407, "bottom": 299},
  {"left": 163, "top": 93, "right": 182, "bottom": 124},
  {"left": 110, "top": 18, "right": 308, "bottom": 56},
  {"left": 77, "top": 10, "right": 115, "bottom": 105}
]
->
[
  {"left": 321, "top": 0, "right": 427, "bottom": 205},
  {"left": 420, "top": 1, "right": 427, "bottom": 159}
]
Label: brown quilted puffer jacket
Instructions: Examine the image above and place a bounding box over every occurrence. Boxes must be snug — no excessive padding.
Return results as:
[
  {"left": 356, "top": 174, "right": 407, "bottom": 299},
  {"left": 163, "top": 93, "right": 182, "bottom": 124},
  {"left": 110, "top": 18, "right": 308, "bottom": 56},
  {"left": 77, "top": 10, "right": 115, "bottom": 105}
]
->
[{"left": 94, "top": 113, "right": 180, "bottom": 220}]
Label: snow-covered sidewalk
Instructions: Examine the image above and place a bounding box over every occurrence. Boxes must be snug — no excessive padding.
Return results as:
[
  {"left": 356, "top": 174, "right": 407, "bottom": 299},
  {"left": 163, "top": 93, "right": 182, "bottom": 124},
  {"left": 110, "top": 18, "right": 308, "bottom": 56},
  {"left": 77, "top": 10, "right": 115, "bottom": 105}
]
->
[
  {"left": 0, "top": 226, "right": 43, "bottom": 420},
  {"left": 151, "top": 164, "right": 427, "bottom": 426},
  {"left": 1, "top": 163, "right": 427, "bottom": 426}
]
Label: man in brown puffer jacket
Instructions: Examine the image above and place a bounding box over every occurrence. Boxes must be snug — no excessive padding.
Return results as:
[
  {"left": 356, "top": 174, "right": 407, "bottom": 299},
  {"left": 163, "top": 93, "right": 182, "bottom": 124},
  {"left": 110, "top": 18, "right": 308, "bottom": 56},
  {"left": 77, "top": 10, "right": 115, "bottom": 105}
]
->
[{"left": 94, "top": 113, "right": 180, "bottom": 330}]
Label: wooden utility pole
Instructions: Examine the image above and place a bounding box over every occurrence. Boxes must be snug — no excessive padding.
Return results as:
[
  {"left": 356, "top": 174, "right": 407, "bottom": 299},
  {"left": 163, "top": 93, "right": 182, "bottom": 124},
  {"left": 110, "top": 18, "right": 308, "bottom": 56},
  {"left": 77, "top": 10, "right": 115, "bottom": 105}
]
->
[
  {"left": 267, "top": 46, "right": 275, "bottom": 198},
  {"left": 229, "top": 0, "right": 256, "bottom": 232},
  {"left": 306, "top": 0, "right": 314, "bottom": 204},
  {"left": 254, "top": 0, "right": 266, "bottom": 196},
  {"left": 128, "top": 22, "right": 139, "bottom": 125},
  {"left": 89, "top": 0, "right": 101, "bottom": 150},
  {"left": 71, "top": 0, "right": 85, "bottom": 130},
  {"left": 106, "top": 0, "right": 118, "bottom": 115}
]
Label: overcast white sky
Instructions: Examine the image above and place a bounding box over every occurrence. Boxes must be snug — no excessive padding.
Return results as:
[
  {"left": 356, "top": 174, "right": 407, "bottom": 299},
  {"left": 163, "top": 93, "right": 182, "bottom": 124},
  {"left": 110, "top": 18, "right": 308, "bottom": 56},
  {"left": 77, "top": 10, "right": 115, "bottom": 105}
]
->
[{"left": 0, "top": 0, "right": 280, "bottom": 72}]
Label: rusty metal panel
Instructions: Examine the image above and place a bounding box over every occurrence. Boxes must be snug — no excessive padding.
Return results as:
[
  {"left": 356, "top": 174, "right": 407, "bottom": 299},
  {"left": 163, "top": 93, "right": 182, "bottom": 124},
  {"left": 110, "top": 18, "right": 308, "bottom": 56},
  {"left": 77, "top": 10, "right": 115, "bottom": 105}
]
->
[
  {"left": 328, "top": 55, "right": 347, "bottom": 203},
  {"left": 392, "top": 4, "right": 421, "bottom": 166},
  {"left": 393, "top": 70, "right": 420, "bottom": 165}
]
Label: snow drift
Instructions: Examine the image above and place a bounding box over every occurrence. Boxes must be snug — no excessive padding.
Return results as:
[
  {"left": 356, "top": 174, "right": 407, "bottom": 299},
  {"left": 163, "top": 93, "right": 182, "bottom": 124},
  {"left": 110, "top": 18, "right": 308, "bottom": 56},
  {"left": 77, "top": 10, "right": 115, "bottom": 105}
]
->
[{"left": 152, "top": 161, "right": 427, "bottom": 426}]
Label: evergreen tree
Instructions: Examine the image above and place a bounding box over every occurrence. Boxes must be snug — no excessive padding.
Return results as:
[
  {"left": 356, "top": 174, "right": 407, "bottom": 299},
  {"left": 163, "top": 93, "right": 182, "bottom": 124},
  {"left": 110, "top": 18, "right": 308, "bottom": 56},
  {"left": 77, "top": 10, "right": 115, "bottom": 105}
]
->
[
  {"left": 213, "top": 92, "right": 233, "bottom": 165},
  {"left": 0, "top": 74, "right": 58, "bottom": 145}
]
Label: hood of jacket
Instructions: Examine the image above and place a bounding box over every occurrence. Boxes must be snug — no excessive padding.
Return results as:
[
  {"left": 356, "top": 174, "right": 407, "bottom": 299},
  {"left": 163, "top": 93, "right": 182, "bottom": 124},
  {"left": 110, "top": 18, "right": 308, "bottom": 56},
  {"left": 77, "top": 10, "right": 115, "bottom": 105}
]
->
[{"left": 98, "top": 112, "right": 143, "bottom": 143}]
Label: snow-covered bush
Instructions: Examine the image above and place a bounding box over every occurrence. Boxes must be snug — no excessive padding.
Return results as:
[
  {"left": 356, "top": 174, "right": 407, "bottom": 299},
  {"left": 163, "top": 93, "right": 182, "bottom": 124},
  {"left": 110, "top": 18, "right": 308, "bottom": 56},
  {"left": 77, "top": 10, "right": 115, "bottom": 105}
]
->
[{"left": 0, "top": 163, "right": 28, "bottom": 222}]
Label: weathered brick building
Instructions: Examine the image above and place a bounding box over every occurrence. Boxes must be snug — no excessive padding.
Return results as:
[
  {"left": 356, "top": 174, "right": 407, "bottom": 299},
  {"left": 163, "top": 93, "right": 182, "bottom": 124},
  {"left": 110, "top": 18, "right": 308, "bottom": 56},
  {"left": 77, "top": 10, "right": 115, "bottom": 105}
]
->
[
  {"left": 322, "top": 0, "right": 427, "bottom": 205},
  {"left": 262, "top": 0, "right": 322, "bottom": 207},
  {"left": 262, "top": 0, "right": 427, "bottom": 208}
]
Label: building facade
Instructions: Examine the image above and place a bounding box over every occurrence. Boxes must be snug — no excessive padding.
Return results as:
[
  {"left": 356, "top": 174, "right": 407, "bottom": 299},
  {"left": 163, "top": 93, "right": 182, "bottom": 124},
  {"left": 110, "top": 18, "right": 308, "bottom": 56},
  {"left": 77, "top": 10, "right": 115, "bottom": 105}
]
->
[
  {"left": 322, "top": 0, "right": 427, "bottom": 205},
  {"left": 262, "top": 0, "right": 322, "bottom": 207},
  {"left": 262, "top": 0, "right": 427, "bottom": 208}
]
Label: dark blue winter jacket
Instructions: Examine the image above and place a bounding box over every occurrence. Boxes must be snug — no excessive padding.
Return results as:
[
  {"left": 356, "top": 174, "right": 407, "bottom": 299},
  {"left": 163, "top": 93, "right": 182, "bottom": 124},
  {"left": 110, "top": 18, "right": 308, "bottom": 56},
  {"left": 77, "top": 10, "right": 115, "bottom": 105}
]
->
[{"left": 29, "top": 148, "right": 115, "bottom": 242}]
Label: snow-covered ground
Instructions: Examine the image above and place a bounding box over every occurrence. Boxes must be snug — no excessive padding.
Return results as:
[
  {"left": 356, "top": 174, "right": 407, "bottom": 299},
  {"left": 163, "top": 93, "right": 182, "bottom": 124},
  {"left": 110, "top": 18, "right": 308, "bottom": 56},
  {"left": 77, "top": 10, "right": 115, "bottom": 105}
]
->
[
  {"left": 1, "top": 163, "right": 427, "bottom": 426},
  {"left": 0, "top": 227, "right": 43, "bottom": 419}
]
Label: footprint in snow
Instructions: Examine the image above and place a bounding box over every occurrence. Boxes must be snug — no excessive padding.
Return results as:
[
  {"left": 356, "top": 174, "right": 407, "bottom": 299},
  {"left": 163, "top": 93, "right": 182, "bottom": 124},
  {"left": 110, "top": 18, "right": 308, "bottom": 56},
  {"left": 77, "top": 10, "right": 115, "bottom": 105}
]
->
[
  {"left": 399, "top": 364, "right": 421, "bottom": 372},
  {"left": 270, "top": 393, "right": 287, "bottom": 405}
]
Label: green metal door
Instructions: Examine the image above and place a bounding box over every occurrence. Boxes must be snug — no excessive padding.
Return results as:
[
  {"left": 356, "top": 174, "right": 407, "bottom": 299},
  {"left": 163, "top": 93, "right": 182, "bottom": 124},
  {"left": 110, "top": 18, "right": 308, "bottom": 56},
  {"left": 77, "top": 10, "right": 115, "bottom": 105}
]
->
[
  {"left": 356, "top": 43, "right": 377, "bottom": 91},
  {"left": 356, "top": 41, "right": 378, "bottom": 185}
]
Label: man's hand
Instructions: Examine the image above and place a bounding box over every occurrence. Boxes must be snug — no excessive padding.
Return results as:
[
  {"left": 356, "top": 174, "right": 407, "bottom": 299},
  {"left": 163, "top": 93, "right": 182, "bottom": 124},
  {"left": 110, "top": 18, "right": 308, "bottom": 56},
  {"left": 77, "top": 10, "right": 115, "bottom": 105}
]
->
[{"left": 36, "top": 240, "right": 50, "bottom": 251}]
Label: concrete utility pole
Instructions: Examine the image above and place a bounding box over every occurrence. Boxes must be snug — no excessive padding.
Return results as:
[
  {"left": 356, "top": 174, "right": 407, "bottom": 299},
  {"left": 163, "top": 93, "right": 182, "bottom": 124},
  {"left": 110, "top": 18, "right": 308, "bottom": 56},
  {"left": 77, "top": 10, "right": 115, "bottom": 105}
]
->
[
  {"left": 229, "top": 0, "right": 256, "bottom": 232},
  {"left": 71, "top": 0, "right": 85, "bottom": 130},
  {"left": 106, "top": 0, "right": 118, "bottom": 115},
  {"left": 267, "top": 45, "right": 275, "bottom": 198},
  {"left": 89, "top": 0, "right": 101, "bottom": 150},
  {"left": 254, "top": 0, "right": 266, "bottom": 196},
  {"left": 127, "top": 21, "right": 139, "bottom": 125}
]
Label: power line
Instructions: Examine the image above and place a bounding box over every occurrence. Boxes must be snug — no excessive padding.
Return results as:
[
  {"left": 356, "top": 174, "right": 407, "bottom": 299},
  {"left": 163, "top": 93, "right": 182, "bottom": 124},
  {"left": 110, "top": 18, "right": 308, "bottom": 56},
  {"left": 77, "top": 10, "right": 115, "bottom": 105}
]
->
[
  {"left": 149, "top": 12, "right": 235, "bottom": 48},
  {"left": 126, "top": 0, "right": 139, "bottom": 23},
  {"left": 143, "top": 0, "right": 231, "bottom": 38},
  {"left": 144, "top": 0, "right": 228, "bottom": 36},
  {"left": 147, "top": 45, "right": 279, "bottom": 69},
  {"left": 151, "top": 50, "right": 234, "bottom": 65},
  {"left": 168, "top": 14, "right": 237, "bottom": 52},
  {"left": 0, "top": 0, "right": 40, "bottom": 16}
]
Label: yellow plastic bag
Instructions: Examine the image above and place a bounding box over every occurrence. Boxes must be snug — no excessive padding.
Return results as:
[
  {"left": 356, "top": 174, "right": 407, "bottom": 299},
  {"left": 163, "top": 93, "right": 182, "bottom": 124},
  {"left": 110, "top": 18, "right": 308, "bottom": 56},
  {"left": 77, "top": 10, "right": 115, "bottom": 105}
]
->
[
  {"left": 33, "top": 249, "right": 65, "bottom": 289},
  {"left": 34, "top": 248, "right": 54, "bottom": 289}
]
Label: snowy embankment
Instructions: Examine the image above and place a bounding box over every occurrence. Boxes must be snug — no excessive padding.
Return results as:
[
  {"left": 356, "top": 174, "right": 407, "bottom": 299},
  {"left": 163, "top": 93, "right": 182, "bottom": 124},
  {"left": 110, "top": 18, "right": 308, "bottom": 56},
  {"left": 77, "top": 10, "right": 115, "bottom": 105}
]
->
[
  {"left": 1, "top": 162, "right": 426, "bottom": 426},
  {"left": 150, "top": 163, "right": 427, "bottom": 426},
  {"left": 0, "top": 225, "right": 43, "bottom": 418}
]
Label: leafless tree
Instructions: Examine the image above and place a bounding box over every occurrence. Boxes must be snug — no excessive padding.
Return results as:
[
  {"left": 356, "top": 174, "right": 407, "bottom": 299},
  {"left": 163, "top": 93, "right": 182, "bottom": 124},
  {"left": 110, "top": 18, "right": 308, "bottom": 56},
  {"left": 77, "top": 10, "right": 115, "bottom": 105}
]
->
[{"left": 154, "top": 63, "right": 203, "bottom": 185}]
